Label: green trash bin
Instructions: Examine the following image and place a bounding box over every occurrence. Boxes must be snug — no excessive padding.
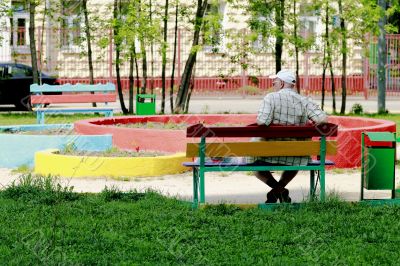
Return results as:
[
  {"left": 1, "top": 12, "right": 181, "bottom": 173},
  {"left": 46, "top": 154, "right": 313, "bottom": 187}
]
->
[
  {"left": 136, "top": 94, "right": 156, "bottom": 115},
  {"left": 364, "top": 147, "right": 395, "bottom": 190},
  {"left": 361, "top": 132, "right": 397, "bottom": 200}
]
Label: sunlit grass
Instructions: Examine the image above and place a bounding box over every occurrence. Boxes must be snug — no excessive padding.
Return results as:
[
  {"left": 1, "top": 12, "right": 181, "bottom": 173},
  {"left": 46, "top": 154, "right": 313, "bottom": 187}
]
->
[{"left": 0, "top": 175, "right": 400, "bottom": 264}]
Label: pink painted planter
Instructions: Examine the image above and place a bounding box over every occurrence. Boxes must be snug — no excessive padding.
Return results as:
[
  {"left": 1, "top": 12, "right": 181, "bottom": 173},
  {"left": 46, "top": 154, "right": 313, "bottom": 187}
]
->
[{"left": 74, "top": 115, "right": 396, "bottom": 168}]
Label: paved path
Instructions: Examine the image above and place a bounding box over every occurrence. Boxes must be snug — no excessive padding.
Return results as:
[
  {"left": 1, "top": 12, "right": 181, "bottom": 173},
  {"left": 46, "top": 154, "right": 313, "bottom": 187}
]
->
[{"left": 1, "top": 95, "right": 399, "bottom": 114}]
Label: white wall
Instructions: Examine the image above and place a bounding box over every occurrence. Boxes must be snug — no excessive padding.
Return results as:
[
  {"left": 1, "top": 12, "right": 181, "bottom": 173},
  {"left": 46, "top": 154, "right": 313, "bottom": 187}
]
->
[{"left": 0, "top": 0, "right": 11, "bottom": 62}]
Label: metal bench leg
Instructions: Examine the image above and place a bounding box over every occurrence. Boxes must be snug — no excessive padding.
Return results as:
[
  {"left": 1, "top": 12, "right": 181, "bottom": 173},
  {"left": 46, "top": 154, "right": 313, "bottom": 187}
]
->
[
  {"left": 37, "top": 111, "right": 45, "bottom": 124},
  {"left": 193, "top": 168, "right": 199, "bottom": 209},
  {"left": 199, "top": 169, "right": 205, "bottom": 203},
  {"left": 310, "top": 170, "right": 315, "bottom": 199},
  {"left": 320, "top": 169, "right": 325, "bottom": 201}
]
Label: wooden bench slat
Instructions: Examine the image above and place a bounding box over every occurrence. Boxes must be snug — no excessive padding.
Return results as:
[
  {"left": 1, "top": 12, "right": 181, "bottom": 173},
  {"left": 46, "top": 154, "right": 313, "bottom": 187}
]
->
[
  {"left": 30, "top": 83, "right": 115, "bottom": 93},
  {"left": 186, "top": 141, "right": 337, "bottom": 157},
  {"left": 187, "top": 123, "right": 338, "bottom": 138},
  {"left": 31, "top": 93, "right": 117, "bottom": 104},
  {"left": 183, "top": 159, "right": 335, "bottom": 167},
  {"left": 34, "top": 107, "right": 113, "bottom": 112}
]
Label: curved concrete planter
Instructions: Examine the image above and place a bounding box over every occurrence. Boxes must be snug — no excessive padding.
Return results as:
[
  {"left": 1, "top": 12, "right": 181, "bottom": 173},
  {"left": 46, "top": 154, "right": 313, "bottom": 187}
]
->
[
  {"left": 0, "top": 124, "right": 112, "bottom": 168},
  {"left": 74, "top": 115, "right": 396, "bottom": 168},
  {"left": 34, "top": 149, "right": 188, "bottom": 178}
]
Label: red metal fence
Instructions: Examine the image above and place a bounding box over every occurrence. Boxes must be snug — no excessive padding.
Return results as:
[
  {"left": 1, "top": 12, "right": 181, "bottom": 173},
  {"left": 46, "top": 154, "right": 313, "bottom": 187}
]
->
[{"left": 58, "top": 75, "right": 365, "bottom": 97}]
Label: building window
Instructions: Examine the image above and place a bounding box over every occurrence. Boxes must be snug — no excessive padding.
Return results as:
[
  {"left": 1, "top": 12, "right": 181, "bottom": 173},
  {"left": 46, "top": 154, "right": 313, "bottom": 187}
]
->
[
  {"left": 298, "top": 4, "right": 321, "bottom": 50},
  {"left": 10, "top": 0, "right": 29, "bottom": 51},
  {"left": 251, "top": 15, "right": 275, "bottom": 53},
  {"left": 252, "top": 34, "right": 275, "bottom": 53},
  {"left": 299, "top": 17, "right": 317, "bottom": 39},
  {"left": 202, "top": 1, "right": 226, "bottom": 53},
  {"left": 60, "top": 1, "right": 83, "bottom": 52}
]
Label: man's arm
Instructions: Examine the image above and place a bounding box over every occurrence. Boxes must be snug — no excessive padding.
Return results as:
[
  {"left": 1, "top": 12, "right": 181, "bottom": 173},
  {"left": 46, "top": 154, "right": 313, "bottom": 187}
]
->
[
  {"left": 256, "top": 94, "right": 274, "bottom": 126},
  {"left": 306, "top": 100, "right": 327, "bottom": 124}
]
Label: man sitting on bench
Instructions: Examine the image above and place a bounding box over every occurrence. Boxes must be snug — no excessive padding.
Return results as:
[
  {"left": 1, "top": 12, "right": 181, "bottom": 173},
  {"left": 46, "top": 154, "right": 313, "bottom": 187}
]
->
[{"left": 253, "top": 69, "right": 328, "bottom": 203}]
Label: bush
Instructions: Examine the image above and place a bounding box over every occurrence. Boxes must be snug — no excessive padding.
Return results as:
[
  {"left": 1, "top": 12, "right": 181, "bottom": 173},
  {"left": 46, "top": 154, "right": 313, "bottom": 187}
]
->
[
  {"left": 351, "top": 103, "right": 364, "bottom": 114},
  {"left": 237, "top": 85, "right": 261, "bottom": 96}
]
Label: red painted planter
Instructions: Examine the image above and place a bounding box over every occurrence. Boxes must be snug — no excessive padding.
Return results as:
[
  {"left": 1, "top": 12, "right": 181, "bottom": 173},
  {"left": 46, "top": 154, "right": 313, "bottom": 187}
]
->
[
  {"left": 74, "top": 115, "right": 396, "bottom": 168},
  {"left": 328, "top": 116, "right": 396, "bottom": 168}
]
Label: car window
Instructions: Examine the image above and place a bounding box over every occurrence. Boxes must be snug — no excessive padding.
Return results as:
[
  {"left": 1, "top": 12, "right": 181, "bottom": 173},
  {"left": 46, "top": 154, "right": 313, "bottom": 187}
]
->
[{"left": 9, "top": 66, "right": 29, "bottom": 78}]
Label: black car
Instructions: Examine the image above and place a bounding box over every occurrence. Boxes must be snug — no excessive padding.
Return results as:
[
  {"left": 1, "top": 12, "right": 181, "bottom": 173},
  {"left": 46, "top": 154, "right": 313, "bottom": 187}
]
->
[{"left": 0, "top": 63, "right": 59, "bottom": 110}]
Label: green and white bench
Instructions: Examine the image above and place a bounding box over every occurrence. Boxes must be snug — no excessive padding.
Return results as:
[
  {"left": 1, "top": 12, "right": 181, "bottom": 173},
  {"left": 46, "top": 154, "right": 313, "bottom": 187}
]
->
[
  {"left": 183, "top": 123, "right": 338, "bottom": 209},
  {"left": 30, "top": 83, "right": 116, "bottom": 124}
]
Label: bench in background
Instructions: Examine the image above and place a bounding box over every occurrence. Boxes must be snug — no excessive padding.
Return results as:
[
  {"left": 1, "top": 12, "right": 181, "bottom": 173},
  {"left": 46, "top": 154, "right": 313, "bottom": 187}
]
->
[
  {"left": 183, "top": 123, "right": 338, "bottom": 209},
  {"left": 30, "top": 83, "right": 116, "bottom": 124}
]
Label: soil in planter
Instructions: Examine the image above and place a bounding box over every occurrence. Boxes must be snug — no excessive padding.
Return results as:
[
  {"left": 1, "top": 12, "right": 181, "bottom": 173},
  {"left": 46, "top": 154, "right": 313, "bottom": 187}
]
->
[
  {"left": 114, "top": 122, "right": 248, "bottom": 130},
  {"left": 59, "top": 147, "right": 166, "bottom": 157},
  {"left": 0, "top": 128, "right": 74, "bottom": 135}
]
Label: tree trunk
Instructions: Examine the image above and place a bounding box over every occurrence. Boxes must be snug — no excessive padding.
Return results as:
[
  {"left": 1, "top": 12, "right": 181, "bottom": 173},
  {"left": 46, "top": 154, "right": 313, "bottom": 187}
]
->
[
  {"left": 377, "top": 0, "right": 387, "bottom": 113},
  {"left": 133, "top": 45, "right": 140, "bottom": 95},
  {"left": 139, "top": 0, "right": 147, "bottom": 94},
  {"left": 321, "top": 1, "right": 329, "bottom": 111},
  {"left": 129, "top": 51, "right": 134, "bottom": 114},
  {"left": 339, "top": 0, "right": 347, "bottom": 114},
  {"left": 170, "top": 1, "right": 178, "bottom": 113},
  {"left": 82, "top": 0, "right": 97, "bottom": 107},
  {"left": 161, "top": 0, "right": 169, "bottom": 114},
  {"left": 29, "top": 0, "right": 38, "bottom": 85},
  {"left": 274, "top": 0, "right": 285, "bottom": 73},
  {"left": 140, "top": 43, "right": 147, "bottom": 94},
  {"left": 185, "top": 64, "right": 196, "bottom": 113},
  {"left": 174, "top": 0, "right": 208, "bottom": 113},
  {"left": 293, "top": 0, "right": 300, "bottom": 93},
  {"left": 325, "top": 2, "right": 336, "bottom": 113},
  {"left": 149, "top": 0, "right": 155, "bottom": 94},
  {"left": 114, "top": 0, "right": 128, "bottom": 114},
  {"left": 329, "top": 60, "right": 336, "bottom": 113},
  {"left": 39, "top": 0, "right": 47, "bottom": 85}
]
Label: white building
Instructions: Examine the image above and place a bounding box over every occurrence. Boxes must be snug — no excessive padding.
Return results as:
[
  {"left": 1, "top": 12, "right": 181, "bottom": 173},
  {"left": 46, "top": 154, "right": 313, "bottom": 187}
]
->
[
  {"left": 1, "top": 1, "right": 367, "bottom": 79},
  {"left": 0, "top": 0, "right": 11, "bottom": 62}
]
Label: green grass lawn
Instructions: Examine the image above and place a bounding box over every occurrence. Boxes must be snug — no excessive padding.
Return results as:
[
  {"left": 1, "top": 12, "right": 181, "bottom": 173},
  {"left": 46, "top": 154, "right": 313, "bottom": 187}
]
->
[{"left": 0, "top": 176, "right": 399, "bottom": 264}]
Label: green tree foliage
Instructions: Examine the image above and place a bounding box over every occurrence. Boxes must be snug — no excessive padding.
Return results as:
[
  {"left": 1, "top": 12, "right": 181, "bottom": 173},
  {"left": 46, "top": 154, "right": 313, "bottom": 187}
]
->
[{"left": 247, "top": 0, "right": 285, "bottom": 73}]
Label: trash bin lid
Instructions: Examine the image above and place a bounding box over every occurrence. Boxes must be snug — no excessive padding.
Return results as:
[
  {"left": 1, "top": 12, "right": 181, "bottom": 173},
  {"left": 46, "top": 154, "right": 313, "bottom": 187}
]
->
[
  {"left": 137, "top": 94, "right": 156, "bottom": 99},
  {"left": 365, "top": 132, "right": 396, "bottom": 142}
]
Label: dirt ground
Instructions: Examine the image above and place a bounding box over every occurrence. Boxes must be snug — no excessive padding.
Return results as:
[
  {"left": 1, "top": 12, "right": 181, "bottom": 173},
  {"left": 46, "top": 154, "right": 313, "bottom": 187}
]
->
[{"left": 1, "top": 167, "right": 398, "bottom": 204}]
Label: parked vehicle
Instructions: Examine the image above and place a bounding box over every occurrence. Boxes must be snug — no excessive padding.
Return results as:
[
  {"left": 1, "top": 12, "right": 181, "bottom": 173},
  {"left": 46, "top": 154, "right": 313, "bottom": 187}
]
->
[{"left": 0, "top": 63, "right": 59, "bottom": 110}]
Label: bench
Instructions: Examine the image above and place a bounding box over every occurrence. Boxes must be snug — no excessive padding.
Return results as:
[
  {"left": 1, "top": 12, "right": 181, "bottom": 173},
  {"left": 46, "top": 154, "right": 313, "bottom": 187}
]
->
[
  {"left": 183, "top": 123, "right": 338, "bottom": 209},
  {"left": 30, "top": 83, "right": 116, "bottom": 124}
]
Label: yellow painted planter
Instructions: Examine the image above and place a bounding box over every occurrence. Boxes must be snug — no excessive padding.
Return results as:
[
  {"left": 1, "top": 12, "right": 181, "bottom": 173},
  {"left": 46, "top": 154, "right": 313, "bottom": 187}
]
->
[{"left": 34, "top": 149, "right": 188, "bottom": 178}]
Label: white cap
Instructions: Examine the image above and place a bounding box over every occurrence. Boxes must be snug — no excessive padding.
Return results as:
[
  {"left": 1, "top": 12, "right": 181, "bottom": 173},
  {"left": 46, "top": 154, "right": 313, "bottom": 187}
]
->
[{"left": 269, "top": 69, "right": 296, "bottom": 84}]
